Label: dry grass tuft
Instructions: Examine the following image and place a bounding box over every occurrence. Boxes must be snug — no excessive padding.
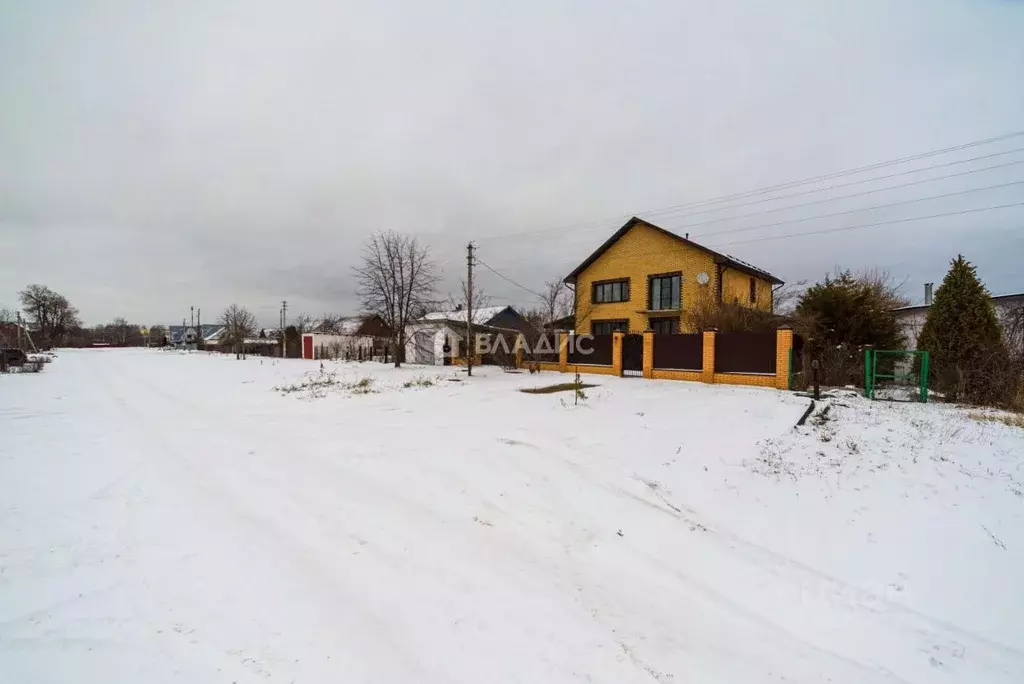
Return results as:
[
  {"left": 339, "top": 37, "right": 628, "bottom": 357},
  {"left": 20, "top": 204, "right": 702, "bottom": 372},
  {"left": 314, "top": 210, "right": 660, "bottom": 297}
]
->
[{"left": 968, "top": 411, "right": 1024, "bottom": 429}]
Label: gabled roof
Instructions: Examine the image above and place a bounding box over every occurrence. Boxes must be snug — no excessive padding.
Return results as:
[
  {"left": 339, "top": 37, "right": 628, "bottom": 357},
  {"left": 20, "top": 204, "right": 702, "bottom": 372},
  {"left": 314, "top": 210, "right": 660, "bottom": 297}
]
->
[
  {"left": 311, "top": 315, "right": 384, "bottom": 335},
  {"left": 167, "top": 324, "right": 225, "bottom": 344},
  {"left": 893, "top": 291, "right": 1024, "bottom": 313},
  {"left": 422, "top": 305, "right": 513, "bottom": 326},
  {"left": 409, "top": 319, "right": 521, "bottom": 335},
  {"left": 564, "top": 216, "right": 783, "bottom": 285}
]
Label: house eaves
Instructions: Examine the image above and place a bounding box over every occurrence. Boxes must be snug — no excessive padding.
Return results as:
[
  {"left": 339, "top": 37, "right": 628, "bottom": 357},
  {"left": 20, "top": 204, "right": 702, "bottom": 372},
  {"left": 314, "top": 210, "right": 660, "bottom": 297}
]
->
[{"left": 564, "top": 216, "right": 783, "bottom": 285}]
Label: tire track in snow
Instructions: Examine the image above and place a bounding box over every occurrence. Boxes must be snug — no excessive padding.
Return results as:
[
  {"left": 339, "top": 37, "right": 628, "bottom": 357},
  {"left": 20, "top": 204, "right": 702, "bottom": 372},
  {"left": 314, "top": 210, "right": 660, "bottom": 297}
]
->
[
  {"left": 86, "top": 355, "right": 443, "bottom": 682},
  {"left": 494, "top": 434, "right": 1024, "bottom": 681}
]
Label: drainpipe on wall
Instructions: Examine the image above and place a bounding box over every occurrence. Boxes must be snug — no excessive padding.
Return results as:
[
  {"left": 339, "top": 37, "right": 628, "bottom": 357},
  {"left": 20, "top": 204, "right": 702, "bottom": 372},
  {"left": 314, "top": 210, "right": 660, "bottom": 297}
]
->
[
  {"left": 565, "top": 282, "right": 577, "bottom": 333},
  {"left": 771, "top": 283, "right": 786, "bottom": 314}
]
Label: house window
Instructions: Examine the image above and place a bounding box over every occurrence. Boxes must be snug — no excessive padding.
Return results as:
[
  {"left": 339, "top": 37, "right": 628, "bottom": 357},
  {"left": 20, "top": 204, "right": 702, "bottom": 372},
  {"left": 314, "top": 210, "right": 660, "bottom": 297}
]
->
[
  {"left": 592, "top": 320, "right": 629, "bottom": 335},
  {"left": 649, "top": 274, "right": 681, "bottom": 311},
  {"left": 650, "top": 317, "right": 679, "bottom": 335},
  {"left": 592, "top": 279, "right": 630, "bottom": 304},
  {"left": 749, "top": 277, "right": 757, "bottom": 304}
]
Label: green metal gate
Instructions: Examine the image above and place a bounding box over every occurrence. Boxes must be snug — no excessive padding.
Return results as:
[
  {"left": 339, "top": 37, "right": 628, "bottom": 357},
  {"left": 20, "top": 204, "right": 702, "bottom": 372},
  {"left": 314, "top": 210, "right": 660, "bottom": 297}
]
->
[{"left": 864, "top": 348, "right": 930, "bottom": 402}]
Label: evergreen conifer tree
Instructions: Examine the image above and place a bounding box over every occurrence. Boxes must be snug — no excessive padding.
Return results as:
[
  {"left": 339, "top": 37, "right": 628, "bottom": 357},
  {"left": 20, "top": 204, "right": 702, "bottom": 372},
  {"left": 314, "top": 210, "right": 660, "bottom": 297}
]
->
[{"left": 917, "top": 255, "right": 1007, "bottom": 403}]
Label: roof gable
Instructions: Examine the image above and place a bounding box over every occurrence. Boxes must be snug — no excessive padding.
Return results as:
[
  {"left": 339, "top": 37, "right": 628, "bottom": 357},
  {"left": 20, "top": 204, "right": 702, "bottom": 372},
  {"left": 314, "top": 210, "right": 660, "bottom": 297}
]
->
[
  {"left": 422, "top": 305, "right": 512, "bottom": 326},
  {"left": 564, "top": 217, "right": 782, "bottom": 285}
]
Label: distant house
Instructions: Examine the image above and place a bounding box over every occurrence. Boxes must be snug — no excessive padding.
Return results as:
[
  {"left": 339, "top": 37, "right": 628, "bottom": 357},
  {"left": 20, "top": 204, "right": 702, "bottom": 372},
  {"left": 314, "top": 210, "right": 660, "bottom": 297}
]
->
[
  {"left": 543, "top": 315, "right": 575, "bottom": 333},
  {"left": 301, "top": 315, "right": 392, "bottom": 360},
  {"left": 894, "top": 284, "right": 1024, "bottom": 350},
  {"left": 422, "top": 305, "right": 530, "bottom": 332},
  {"left": 405, "top": 305, "right": 528, "bottom": 366},
  {"left": 167, "top": 324, "right": 226, "bottom": 347},
  {"left": 0, "top": 321, "right": 32, "bottom": 350},
  {"left": 564, "top": 216, "right": 782, "bottom": 334}
]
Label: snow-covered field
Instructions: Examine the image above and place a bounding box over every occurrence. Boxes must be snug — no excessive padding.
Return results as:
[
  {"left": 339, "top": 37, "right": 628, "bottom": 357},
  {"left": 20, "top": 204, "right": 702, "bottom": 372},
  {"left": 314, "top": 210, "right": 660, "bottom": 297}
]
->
[{"left": 1, "top": 349, "right": 1022, "bottom": 683}]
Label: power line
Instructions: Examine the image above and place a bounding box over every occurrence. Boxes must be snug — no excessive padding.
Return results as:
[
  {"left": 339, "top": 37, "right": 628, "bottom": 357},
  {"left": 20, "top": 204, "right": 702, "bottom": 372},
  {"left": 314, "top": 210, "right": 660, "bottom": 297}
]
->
[
  {"left": 633, "top": 130, "right": 1024, "bottom": 215},
  {"left": 705, "top": 202, "right": 1024, "bottom": 248},
  {"left": 475, "top": 255, "right": 548, "bottom": 298},
  {"left": 475, "top": 129, "right": 1024, "bottom": 245},
  {"left": 473, "top": 201, "right": 1024, "bottom": 279},
  {"left": 649, "top": 150, "right": 1024, "bottom": 225},
  {"left": 690, "top": 179, "right": 1024, "bottom": 239}
]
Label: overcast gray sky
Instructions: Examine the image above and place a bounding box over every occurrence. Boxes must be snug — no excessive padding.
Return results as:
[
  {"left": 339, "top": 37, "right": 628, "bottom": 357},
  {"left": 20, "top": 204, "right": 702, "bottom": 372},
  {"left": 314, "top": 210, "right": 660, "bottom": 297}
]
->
[{"left": 1, "top": 0, "right": 1022, "bottom": 326}]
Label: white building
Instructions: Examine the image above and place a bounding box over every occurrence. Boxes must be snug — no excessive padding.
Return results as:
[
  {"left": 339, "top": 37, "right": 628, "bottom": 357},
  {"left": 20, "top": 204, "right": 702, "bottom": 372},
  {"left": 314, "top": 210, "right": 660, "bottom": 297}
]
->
[
  {"left": 894, "top": 283, "right": 1024, "bottom": 349},
  {"left": 302, "top": 315, "right": 391, "bottom": 360},
  {"left": 404, "top": 306, "right": 527, "bottom": 366}
]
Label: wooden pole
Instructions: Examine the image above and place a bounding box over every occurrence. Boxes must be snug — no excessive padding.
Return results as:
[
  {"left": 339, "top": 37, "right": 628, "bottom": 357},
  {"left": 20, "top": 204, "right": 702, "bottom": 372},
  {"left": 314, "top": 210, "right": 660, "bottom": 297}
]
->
[{"left": 466, "top": 241, "right": 474, "bottom": 377}]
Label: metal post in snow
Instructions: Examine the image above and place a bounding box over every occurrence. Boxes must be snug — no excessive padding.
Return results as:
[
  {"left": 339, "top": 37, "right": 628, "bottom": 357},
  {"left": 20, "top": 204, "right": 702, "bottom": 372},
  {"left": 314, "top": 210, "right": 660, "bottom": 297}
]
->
[
  {"left": 811, "top": 358, "right": 820, "bottom": 401},
  {"left": 466, "top": 241, "right": 474, "bottom": 378}
]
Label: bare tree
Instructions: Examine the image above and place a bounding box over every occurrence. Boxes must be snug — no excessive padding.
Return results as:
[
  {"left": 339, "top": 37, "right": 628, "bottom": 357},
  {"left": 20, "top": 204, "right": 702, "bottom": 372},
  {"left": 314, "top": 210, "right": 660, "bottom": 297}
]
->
[
  {"left": 856, "top": 267, "right": 911, "bottom": 310},
  {"left": 1002, "top": 298, "right": 1024, "bottom": 367},
  {"left": 0, "top": 307, "right": 13, "bottom": 323},
  {"left": 317, "top": 313, "right": 344, "bottom": 334},
  {"left": 149, "top": 324, "right": 168, "bottom": 346},
  {"left": 537, "top": 278, "right": 571, "bottom": 325},
  {"left": 110, "top": 317, "right": 134, "bottom": 346},
  {"left": 771, "top": 280, "right": 808, "bottom": 315},
  {"left": 220, "top": 304, "right": 258, "bottom": 359},
  {"left": 354, "top": 231, "right": 439, "bottom": 367},
  {"left": 292, "top": 313, "right": 314, "bottom": 335},
  {"left": 18, "top": 284, "right": 81, "bottom": 348}
]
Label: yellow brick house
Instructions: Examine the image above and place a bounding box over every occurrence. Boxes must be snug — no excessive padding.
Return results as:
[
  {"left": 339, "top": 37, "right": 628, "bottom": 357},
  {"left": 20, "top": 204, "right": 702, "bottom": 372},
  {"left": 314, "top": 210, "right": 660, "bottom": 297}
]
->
[{"left": 564, "top": 217, "right": 783, "bottom": 335}]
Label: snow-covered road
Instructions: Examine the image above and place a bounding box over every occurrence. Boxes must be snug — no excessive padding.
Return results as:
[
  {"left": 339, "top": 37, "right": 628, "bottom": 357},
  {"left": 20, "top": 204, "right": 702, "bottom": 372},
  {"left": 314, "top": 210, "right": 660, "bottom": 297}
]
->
[{"left": 2, "top": 350, "right": 1022, "bottom": 682}]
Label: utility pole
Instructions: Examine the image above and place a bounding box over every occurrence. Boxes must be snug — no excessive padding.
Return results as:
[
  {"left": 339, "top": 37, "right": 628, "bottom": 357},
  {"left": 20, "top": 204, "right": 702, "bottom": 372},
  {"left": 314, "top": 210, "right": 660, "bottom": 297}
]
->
[
  {"left": 15, "top": 311, "right": 21, "bottom": 350},
  {"left": 466, "top": 242, "right": 474, "bottom": 377},
  {"left": 281, "top": 300, "right": 288, "bottom": 358}
]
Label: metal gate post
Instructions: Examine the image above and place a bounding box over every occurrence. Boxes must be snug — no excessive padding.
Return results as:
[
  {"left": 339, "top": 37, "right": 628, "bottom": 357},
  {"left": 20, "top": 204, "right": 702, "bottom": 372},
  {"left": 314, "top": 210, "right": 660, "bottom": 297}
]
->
[
  {"left": 919, "top": 350, "right": 930, "bottom": 403},
  {"left": 864, "top": 347, "right": 874, "bottom": 398}
]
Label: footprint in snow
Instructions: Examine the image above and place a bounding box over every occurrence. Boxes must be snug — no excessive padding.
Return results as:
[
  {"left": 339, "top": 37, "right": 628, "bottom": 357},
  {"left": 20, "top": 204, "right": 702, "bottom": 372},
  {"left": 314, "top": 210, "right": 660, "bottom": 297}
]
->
[{"left": 498, "top": 437, "right": 537, "bottom": 449}]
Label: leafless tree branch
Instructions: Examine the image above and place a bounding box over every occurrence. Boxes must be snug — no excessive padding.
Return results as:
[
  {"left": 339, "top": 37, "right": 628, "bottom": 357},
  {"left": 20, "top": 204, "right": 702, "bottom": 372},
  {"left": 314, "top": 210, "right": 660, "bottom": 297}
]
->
[{"left": 354, "top": 231, "right": 439, "bottom": 367}]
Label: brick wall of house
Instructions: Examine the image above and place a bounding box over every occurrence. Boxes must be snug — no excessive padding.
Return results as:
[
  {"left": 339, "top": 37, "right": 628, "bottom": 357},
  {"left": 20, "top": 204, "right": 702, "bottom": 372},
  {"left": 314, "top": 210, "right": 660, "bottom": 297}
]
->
[
  {"left": 574, "top": 222, "right": 774, "bottom": 334},
  {"left": 721, "top": 267, "right": 773, "bottom": 308}
]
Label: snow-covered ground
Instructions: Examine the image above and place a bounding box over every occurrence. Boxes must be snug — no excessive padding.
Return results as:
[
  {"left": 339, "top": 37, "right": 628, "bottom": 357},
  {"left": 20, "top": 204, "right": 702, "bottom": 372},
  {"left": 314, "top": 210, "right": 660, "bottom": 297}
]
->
[{"left": 1, "top": 349, "right": 1022, "bottom": 683}]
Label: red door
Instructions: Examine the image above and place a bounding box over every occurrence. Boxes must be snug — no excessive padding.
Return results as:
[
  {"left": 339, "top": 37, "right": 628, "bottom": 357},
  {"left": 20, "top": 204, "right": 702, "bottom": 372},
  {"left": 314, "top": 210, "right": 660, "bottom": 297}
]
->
[{"left": 302, "top": 335, "right": 314, "bottom": 360}]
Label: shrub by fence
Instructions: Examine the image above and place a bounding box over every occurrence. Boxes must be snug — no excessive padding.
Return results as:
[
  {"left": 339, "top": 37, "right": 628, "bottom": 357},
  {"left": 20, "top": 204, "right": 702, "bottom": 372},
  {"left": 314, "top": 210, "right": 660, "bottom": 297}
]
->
[
  {"left": 653, "top": 333, "right": 703, "bottom": 370},
  {"left": 715, "top": 332, "right": 777, "bottom": 374}
]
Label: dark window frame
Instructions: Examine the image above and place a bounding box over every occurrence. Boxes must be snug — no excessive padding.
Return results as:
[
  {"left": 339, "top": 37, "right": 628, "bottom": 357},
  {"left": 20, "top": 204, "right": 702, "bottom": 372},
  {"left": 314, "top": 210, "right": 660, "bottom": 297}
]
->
[
  {"left": 749, "top": 277, "right": 757, "bottom": 304},
  {"left": 591, "top": 278, "right": 630, "bottom": 304},
  {"left": 648, "top": 272, "right": 682, "bottom": 311},
  {"left": 592, "top": 319, "right": 630, "bottom": 335},
  {"left": 650, "top": 317, "right": 680, "bottom": 335}
]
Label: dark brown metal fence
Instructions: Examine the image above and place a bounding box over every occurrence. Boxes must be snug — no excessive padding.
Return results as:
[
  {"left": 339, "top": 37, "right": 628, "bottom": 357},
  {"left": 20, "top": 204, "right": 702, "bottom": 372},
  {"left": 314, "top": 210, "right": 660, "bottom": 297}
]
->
[
  {"left": 568, "top": 334, "right": 612, "bottom": 366},
  {"left": 653, "top": 333, "right": 703, "bottom": 370},
  {"left": 715, "top": 332, "right": 777, "bottom": 374},
  {"left": 530, "top": 333, "right": 559, "bottom": 363}
]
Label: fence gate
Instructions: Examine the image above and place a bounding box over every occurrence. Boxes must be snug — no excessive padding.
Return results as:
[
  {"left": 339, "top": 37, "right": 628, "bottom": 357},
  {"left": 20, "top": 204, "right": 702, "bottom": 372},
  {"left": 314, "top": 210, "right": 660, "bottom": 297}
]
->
[{"left": 622, "top": 334, "right": 643, "bottom": 377}]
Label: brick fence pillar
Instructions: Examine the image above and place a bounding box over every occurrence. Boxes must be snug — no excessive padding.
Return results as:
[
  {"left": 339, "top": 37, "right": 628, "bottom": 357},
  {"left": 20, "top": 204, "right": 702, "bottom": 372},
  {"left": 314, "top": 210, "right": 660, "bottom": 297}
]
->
[
  {"left": 558, "top": 332, "right": 568, "bottom": 373},
  {"left": 702, "top": 329, "right": 717, "bottom": 384},
  {"left": 775, "top": 326, "right": 793, "bottom": 390},
  {"left": 612, "top": 331, "right": 624, "bottom": 377},
  {"left": 642, "top": 330, "right": 655, "bottom": 379}
]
